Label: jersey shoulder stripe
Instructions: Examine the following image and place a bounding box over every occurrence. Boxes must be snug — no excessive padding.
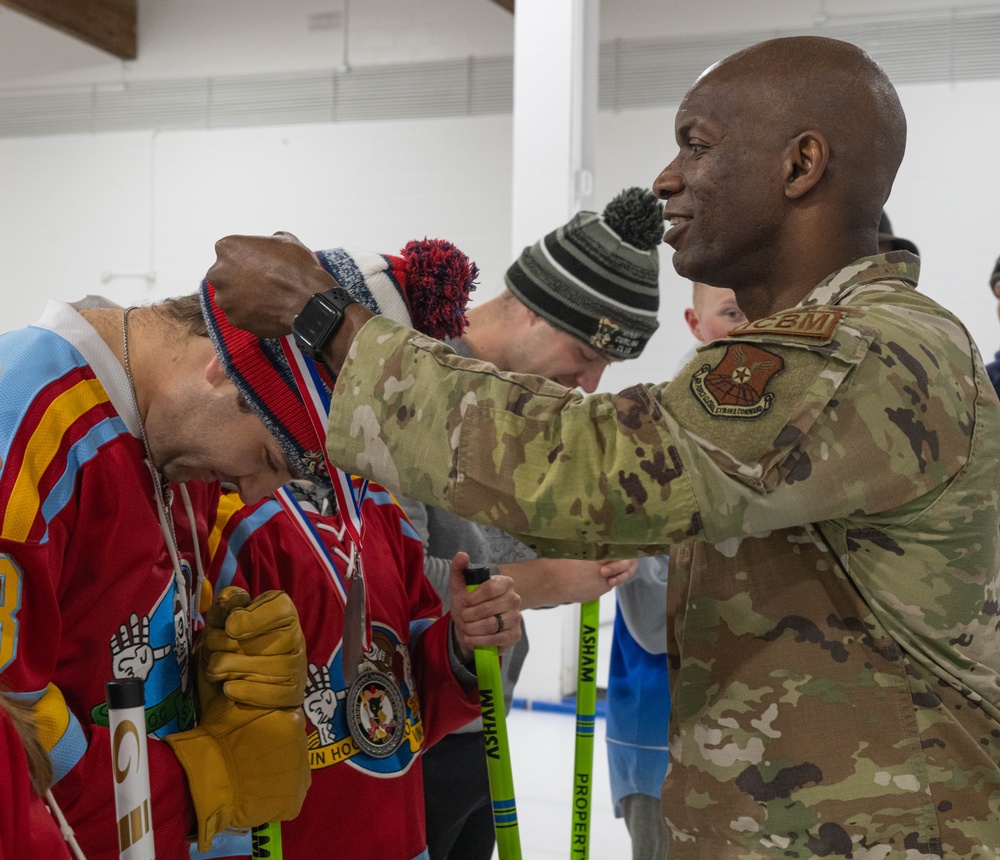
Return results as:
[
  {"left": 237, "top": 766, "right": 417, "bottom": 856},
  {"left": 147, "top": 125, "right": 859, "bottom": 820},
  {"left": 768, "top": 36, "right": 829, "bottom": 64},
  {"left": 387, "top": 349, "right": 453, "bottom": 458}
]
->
[
  {"left": 2, "top": 685, "right": 87, "bottom": 784},
  {"left": 0, "top": 329, "right": 127, "bottom": 542},
  {"left": 360, "top": 483, "right": 420, "bottom": 543},
  {"left": 213, "top": 499, "right": 283, "bottom": 592}
]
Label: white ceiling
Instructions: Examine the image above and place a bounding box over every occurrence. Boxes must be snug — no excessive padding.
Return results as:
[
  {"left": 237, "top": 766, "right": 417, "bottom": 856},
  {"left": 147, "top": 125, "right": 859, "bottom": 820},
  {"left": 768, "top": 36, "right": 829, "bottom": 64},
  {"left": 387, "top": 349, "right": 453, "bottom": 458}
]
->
[{"left": 2, "top": 0, "right": 1000, "bottom": 92}]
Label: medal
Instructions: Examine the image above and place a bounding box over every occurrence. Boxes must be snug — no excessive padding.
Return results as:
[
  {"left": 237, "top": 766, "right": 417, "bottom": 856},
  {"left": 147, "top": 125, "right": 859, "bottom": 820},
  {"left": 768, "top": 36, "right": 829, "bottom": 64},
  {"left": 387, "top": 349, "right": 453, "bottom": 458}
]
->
[{"left": 345, "top": 669, "right": 407, "bottom": 758}]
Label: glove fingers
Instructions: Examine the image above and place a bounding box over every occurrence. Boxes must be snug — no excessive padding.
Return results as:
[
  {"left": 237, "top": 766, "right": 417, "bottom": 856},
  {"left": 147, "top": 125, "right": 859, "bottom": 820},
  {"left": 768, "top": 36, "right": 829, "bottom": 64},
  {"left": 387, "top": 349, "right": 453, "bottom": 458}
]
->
[
  {"left": 205, "top": 586, "right": 252, "bottom": 630},
  {"left": 201, "top": 627, "right": 242, "bottom": 654},
  {"left": 225, "top": 592, "right": 300, "bottom": 641},
  {"left": 206, "top": 651, "right": 303, "bottom": 684},
  {"left": 204, "top": 626, "right": 301, "bottom": 657}
]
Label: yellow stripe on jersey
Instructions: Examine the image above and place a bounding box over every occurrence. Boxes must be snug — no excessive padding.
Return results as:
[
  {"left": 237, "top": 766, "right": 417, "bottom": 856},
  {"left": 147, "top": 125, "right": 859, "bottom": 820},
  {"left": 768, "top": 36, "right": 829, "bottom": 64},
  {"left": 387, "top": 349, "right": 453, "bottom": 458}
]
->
[
  {"left": 208, "top": 491, "right": 245, "bottom": 564},
  {"left": 31, "top": 683, "right": 71, "bottom": 755},
  {"left": 2, "top": 378, "right": 111, "bottom": 542}
]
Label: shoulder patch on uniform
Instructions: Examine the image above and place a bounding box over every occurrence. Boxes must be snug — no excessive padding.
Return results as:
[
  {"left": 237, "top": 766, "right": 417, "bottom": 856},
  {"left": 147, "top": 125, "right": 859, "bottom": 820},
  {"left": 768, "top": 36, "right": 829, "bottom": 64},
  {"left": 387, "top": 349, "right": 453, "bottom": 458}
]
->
[
  {"left": 729, "top": 309, "right": 844, "bottom": 340},
  {"left": 690, "top": 344, "right": 784, "bottom": 419}
]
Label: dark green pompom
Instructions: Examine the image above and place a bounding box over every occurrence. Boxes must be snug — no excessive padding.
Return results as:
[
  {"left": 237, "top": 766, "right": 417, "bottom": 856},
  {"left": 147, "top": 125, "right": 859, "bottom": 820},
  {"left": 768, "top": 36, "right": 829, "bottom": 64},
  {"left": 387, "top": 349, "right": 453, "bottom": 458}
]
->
[{"left": 602, "top": 186, "right": 663, "bottom": 252}]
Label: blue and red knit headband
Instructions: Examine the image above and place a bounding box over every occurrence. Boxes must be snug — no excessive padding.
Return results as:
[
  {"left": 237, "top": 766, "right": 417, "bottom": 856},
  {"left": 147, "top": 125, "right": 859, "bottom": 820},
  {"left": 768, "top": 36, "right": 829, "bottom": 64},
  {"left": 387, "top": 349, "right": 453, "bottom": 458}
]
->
[{"left": 201, "top": 238, "right": 477, "bottom": 487}]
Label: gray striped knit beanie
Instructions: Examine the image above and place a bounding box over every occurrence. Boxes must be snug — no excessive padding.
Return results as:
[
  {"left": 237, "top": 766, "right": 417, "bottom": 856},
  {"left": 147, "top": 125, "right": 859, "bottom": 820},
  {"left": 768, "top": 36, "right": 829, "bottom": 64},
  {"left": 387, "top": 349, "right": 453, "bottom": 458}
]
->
[{"left": 504, "top": 187, "right": 662, "bottom": 360}]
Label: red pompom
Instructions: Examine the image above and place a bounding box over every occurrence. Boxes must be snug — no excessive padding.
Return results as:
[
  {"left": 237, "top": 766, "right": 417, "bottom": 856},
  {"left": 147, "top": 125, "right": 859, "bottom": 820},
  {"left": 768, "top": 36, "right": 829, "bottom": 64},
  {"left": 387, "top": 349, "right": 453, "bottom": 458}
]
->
[{"left": 400, "top": 238, "right": 478, "bottom": 340}]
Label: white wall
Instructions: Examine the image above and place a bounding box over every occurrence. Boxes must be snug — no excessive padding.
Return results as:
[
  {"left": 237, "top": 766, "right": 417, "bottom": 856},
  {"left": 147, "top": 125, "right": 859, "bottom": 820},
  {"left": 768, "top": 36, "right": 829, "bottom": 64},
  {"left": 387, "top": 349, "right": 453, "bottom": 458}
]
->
[
  {"left": 3, "top": 1, "right": 1000, "bottom": 704},
  {"left": 0, "top": 115, "right": 514, "bottom": 327},
  {"left": 12, "top": 77, "right": 995, "bottom": 379}
]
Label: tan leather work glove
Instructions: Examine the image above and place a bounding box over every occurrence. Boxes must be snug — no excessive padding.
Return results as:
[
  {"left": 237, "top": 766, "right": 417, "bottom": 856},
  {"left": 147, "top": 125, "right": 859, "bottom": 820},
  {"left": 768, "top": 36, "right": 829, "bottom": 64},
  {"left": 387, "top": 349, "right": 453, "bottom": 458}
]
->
[
  {"left": 200, "top": 587, "right": 308, "bottom": 709},
  {"left": 166, "top": 701, "right": 310, "bottom": 852},
  {"left": 167, "top": 587, "right": 311, "bottom": 852}
]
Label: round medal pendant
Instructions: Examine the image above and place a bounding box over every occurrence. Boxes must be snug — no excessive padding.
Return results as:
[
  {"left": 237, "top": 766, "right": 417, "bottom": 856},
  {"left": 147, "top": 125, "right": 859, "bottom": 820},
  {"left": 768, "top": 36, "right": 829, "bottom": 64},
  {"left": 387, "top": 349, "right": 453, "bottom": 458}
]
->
[{"left": 346, "top": 669, "right": 406, "bottom": 758}]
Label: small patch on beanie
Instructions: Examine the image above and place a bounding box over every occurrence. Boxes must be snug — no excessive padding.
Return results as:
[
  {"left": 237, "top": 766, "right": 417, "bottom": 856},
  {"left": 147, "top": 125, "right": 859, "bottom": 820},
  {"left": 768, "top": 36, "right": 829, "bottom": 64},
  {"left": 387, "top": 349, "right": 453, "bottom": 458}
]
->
[
  {"left": 591, "top": 317, "right": 620, "bottom": 352},
  {"left": 591, "top": 317, "right": 643, "bottom": 358}
]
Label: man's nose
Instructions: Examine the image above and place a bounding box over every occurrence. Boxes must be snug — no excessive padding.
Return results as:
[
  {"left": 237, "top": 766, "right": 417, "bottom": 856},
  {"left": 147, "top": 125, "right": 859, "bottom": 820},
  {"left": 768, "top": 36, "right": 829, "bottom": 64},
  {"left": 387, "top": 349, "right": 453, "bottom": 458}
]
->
[
  {"left": 652, "top": 158, "right": 683, "bottom": 199},
  {"left": 577, "top": 365, "right": 605, "bottom": 394},
  {"left": 238, "top": 472, "right": 286, "bottom": 505}
]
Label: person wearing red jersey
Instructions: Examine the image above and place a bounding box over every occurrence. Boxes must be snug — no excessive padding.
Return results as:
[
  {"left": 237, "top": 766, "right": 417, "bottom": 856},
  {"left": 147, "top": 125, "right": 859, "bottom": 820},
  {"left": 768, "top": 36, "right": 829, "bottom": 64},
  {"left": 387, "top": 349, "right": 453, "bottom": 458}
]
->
[
  {"left": 195, "top": 241, "right": 521, "bottom": 860},
  {"left": 203, "top": 480, "right": 520, "bottom": 859},
  {"left": 0, "top": 292, "right": 310, "bottom": 860},
  {"left": 0, "top": 237, "right": 479, "bottom": 859},
  {"left": 0, "top": 691, "right": 75, "bottom": 859}
]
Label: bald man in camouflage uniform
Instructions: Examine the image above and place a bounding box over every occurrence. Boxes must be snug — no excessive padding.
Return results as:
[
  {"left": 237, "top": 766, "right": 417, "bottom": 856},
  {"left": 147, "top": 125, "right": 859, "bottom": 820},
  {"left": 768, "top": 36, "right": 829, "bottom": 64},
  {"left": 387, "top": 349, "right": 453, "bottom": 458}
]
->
[{"left": 207, "top": 36, "right": 1000, "bottom": 860}]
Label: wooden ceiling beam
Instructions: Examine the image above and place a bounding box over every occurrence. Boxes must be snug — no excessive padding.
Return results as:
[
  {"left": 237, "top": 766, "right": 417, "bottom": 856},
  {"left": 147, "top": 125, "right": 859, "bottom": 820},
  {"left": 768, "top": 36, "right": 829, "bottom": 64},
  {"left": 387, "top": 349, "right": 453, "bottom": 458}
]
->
[{"left": 0, "top": 0, "right": 136, "bottom": 59}]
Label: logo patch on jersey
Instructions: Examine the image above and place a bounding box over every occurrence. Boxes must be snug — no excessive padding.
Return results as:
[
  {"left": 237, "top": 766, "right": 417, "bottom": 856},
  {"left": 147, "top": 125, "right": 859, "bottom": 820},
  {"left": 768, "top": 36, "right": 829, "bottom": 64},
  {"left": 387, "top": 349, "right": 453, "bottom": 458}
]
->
[
  {"left": 691, "top": 344, "right": 784, "bottom": 419},
  {"left": 304, "top": 623, "right": 423, "bottom": 776},
  {"left": 728, "top": 309, "right": 843, "bottom": 340}
]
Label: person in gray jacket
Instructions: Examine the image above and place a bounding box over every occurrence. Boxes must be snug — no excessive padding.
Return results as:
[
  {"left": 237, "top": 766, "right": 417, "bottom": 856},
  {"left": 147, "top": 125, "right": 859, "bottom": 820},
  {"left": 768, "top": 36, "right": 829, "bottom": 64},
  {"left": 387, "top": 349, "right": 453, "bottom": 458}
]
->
[{"left": 402, "top": 186, "right": 664, "bottom": 860}]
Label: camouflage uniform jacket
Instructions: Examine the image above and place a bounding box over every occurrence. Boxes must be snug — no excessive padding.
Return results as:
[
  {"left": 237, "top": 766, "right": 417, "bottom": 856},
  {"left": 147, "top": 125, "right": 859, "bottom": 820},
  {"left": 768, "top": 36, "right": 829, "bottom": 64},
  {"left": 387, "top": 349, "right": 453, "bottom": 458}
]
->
[{"left": 327, "top": 255, "right": 1000, "bottom": 858}]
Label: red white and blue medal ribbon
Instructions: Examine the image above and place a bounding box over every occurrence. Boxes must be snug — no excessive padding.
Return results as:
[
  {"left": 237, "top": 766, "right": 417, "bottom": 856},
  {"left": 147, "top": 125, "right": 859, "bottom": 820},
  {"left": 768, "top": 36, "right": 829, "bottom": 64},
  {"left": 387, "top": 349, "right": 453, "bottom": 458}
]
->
[{"left": 279, "top": 336, "right": 372, "bottom": 654}]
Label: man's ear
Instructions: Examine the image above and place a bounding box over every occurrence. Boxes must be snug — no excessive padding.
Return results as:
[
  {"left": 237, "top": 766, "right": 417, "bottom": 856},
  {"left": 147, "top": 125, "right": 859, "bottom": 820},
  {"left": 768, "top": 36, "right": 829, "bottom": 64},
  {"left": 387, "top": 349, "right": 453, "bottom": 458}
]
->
[
  {"left": 683, "top": 307, "right": 701, "bottom": 341},
  {"left": 523, "top": 304, "right": 544, "bottom": 327},
  {"left": 205, "top": 353, "right": 229, "bottom": 388},
  {"left": 783, "top": 131, "right": 829, "bottom": 200}
]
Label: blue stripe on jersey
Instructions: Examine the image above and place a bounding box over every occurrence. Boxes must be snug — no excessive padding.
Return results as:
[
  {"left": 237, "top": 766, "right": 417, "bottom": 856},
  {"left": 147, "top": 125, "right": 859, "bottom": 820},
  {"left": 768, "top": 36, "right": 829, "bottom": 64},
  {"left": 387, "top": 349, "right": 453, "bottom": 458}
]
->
[
  {"left": 409, "top": 617, "right": 434, "bottom": 647},
  {"left": 213, "top": 500, "right": 283, "bottom": 592},
  {"left": 37, "top": 415, "right": 129, "bottom": 543},
  {"left": 364, "top": 488, "right": 420, "bottom": 542},
  {"left": 48, "top": 707, "right": 87, "bottom": 784},
  {"left": 189, "top": 831, "right": 252, "bottom": 858},
  {"left": 0, "top": 327, "right": 89, "bottom": 458}
]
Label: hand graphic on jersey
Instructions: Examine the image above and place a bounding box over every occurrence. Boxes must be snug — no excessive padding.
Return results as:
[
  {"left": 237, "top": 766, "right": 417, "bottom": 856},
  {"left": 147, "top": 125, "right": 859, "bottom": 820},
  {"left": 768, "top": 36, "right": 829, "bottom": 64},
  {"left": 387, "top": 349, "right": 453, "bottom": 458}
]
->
[
  {"left": 111, "top": 612, "right": 171, "bottom": 680},
  {"left": 304, "top": 662, "right": 338, "bottom": 745},
  {"left": 394, "top": 642, "right": 415, "bottom": 692}
]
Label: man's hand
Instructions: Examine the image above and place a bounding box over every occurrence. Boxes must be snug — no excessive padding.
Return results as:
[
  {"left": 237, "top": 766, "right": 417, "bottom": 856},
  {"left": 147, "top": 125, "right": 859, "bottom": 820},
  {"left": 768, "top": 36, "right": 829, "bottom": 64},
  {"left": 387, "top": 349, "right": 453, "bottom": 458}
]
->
[
  {"left": 167, "top": 586, "right": 311, "bottom": 852},
  {"left": 448, "top": 552, "right": 522, "bottom": 664},
  {"left": 200, "top": 588, "right": 308, "bottom": 709},
  {"left": 498, "top": 557, "right": 638, "bottom": 610},
  {"left": 206, "top": 231, "right": 335, "bottom": 337}
]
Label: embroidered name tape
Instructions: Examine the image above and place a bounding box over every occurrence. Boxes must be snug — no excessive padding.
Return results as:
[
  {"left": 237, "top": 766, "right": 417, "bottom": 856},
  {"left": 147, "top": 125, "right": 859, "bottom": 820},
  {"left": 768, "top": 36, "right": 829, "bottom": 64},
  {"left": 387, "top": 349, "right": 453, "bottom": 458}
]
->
[{"left": 729, "top": 309, "right": 844, "bottom": 340}]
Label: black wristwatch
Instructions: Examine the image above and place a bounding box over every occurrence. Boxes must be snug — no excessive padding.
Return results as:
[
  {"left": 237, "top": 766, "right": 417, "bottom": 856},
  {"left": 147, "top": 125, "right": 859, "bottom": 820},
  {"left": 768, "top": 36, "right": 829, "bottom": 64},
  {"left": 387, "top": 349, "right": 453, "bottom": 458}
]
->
[{"left": 291, "top": 287, "right": 357, "bottom": 363}]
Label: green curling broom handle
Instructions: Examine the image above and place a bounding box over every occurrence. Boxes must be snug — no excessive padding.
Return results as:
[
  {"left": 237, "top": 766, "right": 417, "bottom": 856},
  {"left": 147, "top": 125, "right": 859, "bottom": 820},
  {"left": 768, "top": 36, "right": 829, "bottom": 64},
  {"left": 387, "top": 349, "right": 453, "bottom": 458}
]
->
[
  {"left": 570, "top": 599, "right": 600, "bottom": 860},
  {"left": 251, "top": 822, "right": 283, "bottom": 859},
  {"left": 464, "top": 565, "right": 523, "bottom": 860}
]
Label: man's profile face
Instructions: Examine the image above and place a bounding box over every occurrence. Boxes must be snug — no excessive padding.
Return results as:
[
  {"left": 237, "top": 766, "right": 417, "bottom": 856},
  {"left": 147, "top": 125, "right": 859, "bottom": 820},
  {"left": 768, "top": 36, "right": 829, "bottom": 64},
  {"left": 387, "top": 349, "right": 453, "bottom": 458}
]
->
[
  {"left": 506, "top": 315, "right": 611, "bottom": 393},
  {"left": 652, "top": 73, "right": 784, "bottom": 292},
  {"left": 149, "top": 385, "right": 295, "bottom": 505}
]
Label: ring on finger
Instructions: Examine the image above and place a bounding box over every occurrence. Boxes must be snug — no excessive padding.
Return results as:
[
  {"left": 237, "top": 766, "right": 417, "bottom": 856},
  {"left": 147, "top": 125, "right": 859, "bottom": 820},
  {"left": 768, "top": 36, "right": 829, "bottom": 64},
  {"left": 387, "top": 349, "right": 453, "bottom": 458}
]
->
[{"left": 495, "top": 613, "right": 504, "bottom": 634}]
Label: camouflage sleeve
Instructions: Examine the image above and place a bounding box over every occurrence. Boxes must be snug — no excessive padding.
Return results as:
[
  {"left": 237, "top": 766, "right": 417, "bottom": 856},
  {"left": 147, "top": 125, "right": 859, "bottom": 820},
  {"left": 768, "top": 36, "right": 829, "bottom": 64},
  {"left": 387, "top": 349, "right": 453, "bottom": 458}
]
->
[
  {"left": 327, "top": 316, "right": 700, "bottom": 558},
  {"left": 327, "top": 308, "right": 974, "bottom": 559}
]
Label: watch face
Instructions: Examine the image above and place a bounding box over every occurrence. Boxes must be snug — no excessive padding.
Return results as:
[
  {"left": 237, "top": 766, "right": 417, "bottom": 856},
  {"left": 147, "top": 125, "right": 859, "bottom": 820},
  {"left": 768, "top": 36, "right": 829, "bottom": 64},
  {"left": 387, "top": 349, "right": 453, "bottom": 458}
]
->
[
  {"left": 298, "top": 302, "right": 339, "bottom": 346},
  {"left": 294, "top": 292, "right": 345, "bottom": 354}
]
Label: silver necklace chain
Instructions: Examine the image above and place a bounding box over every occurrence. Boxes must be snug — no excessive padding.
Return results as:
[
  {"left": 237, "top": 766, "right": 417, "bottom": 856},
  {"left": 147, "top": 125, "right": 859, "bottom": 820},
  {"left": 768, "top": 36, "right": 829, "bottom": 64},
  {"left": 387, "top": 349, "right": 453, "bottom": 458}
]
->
[
  {"left": 121, "top": 307, "right": 159, "bottom": 482},
  {"left": 121, "top": 306, "right": 192, "bottom": 688}
]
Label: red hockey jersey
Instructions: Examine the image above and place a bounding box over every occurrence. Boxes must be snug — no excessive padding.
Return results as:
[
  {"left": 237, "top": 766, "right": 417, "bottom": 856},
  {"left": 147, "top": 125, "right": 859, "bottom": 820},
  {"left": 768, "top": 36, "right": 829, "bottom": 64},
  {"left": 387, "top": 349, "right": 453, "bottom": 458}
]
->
[
  {"left": 202, "top": 484, "right": 481, "bottom": 859},
  {"left": 0, "top": 300, "right": 216, "bottom": 860}
]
